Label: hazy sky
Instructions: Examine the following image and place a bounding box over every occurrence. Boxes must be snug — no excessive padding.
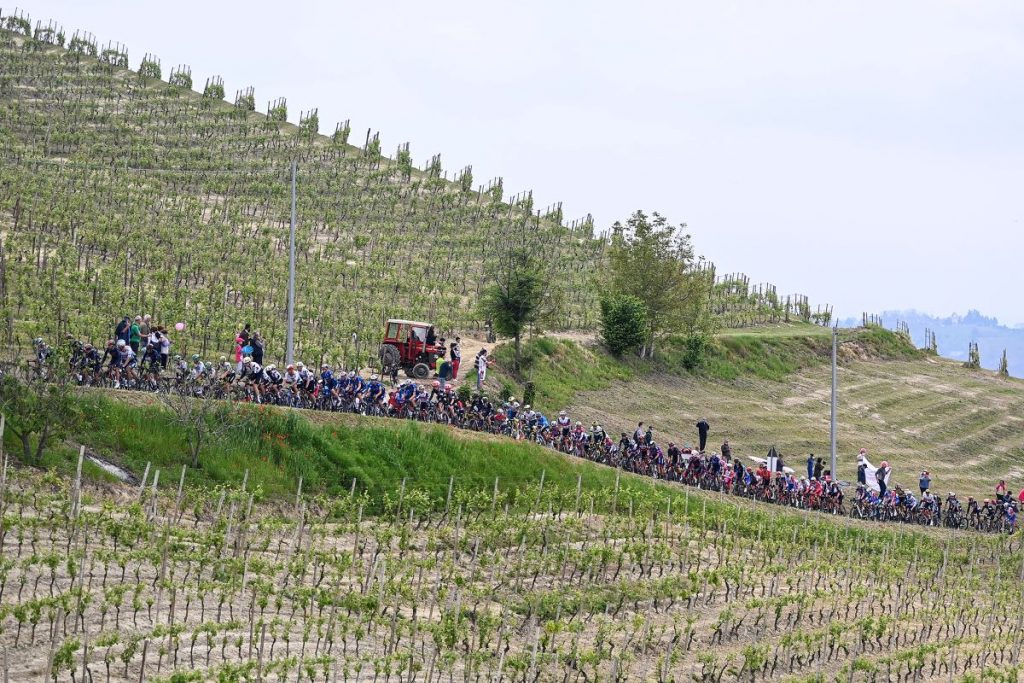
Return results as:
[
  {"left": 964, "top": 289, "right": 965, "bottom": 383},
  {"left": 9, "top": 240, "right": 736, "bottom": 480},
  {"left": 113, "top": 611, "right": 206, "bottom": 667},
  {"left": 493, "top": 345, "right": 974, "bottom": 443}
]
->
[{"left": 18, "top": 1, "right": 1024, "bottom": 325}]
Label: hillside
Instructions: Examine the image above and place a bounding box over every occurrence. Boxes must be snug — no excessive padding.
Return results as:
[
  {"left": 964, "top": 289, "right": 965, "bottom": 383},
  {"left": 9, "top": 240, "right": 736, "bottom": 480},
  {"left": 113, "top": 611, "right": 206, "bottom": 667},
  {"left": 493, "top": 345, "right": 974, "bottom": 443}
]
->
[
  {"left": 0, "top": 13, "right": 819, "bottom": 368},
  {"left": 1, "top": 432, "right": 1021, "bottom": 682},
  {"left": 488, "top": 325, "right": 1024, "bottom": 499}
]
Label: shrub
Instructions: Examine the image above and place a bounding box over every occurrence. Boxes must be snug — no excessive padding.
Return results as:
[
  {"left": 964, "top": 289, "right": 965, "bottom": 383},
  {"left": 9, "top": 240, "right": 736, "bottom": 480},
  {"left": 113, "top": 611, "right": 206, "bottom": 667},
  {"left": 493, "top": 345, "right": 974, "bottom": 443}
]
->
[{"left": 600, "top": 294, "right": 647, "bottom": 356}]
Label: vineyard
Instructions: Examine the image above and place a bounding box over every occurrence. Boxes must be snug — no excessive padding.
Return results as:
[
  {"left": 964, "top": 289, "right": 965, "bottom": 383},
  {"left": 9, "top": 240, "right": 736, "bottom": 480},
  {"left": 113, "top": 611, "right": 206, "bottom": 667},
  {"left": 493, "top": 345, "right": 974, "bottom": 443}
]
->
[
  {"left": 0, "top": 9, "right": 824, "bottom": 369},
  {"left": 2, "top": 458, "right": 1024, "bottom": 682}
]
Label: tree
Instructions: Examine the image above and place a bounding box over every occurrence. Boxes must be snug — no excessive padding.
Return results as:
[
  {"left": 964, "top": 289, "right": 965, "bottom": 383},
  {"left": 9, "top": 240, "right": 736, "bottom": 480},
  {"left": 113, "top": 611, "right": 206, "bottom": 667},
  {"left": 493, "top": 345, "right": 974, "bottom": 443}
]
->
[
  {"left": 154, "top": 389, "right": 236, "bottom": 469},
  {"left": 998, "top": 349, "right": 1009, "bottom": 378},
  {"left": 600, "top": 294, "right": 647, "bottom": 356},
  {"left": 478, "top": 240, "right": 561, "bottom": 373},
  {"left": 607, "top": 210, "right": 716, "bottom": 358},
  {"left": 0, "top": 360, "right": 80, "bottom": 465}
]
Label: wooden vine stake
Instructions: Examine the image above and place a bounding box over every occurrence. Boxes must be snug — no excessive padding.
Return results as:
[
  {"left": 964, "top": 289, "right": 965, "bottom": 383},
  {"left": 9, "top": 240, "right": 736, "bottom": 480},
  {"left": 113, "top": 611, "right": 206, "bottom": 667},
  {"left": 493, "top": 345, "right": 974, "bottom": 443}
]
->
[{"left": 71, "top": 445, "right": 84, "bottom": 520}]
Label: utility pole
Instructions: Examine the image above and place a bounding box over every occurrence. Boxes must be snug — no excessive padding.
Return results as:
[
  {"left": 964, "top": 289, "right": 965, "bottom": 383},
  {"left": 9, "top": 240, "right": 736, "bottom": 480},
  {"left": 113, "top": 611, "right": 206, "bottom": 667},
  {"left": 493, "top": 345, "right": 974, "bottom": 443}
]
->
[
  {"left": 830, "top": 325, "right": 838, "bottom": 478},
  {"left": 286, "top": 160, "right": 297, "bottom": 366}
]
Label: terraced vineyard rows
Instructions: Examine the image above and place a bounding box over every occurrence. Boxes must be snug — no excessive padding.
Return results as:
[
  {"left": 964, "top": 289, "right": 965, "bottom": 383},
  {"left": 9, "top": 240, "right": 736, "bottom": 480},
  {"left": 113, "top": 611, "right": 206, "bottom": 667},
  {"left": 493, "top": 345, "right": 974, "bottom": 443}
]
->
[
  {"left": 0, "top": 464, "right": 1021, "bottom": 682},
  {"left": 567, "top": 352, "right": 1024, "bottom": 499},
  {"left": 0, "top": 12, "right": 824, "bottom": 368}
]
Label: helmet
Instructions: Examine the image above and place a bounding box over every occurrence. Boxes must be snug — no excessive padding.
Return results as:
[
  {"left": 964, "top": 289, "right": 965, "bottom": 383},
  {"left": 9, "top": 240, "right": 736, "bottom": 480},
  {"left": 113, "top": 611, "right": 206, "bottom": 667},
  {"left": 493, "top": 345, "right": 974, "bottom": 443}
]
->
[
  {"left": 575, "top": 421, "right": 582, "bottom": 427},
  {"left": 321, "top": 363, "right": 329, "bottom": 369},
  {"left": 880, "top": 461, "right": 889, "bottom": 468},
  {"left": 432, "top": 380, "right": 441, "bottom": 388},
  {"left": 348, "top": 371, "right": 356, "bottom": 378},
  {"left": 266, "top": 364, "right": 276, "bottom": 371},
  {"left": 370, "top": 374, "right": 379, "bottom": 380},
  {"left": 191, "top": 354, "right": 200, "bottom": 361},
  {"left": 116, "top": 340, "right": 126, "bottom": 347},
  {"left": 33, "top": 337, "right": 43, "bottom": 345},
  {"left": 296, "top": 362, "right": 304, "bottom": 368},
  {"left": 243, "top": 356, "right": 253, "bottom": 363},
  {"left": 84, "top": 343, "right": 93, "bottom": 351},
  {"left": 174, "top": 354, "right": 182, "bottom": 361},
  {"left": 286, "top": 364, "right": 295, "bottom": 370},
  {"left": 444, "top": 383, "right": 453, "bottom": 391},
  {"left": 220, "top": 355, "right": 227, "bottom": 362},
  {"left": 509, "top": 397, "right": 515, "bottom": 403},
  {"left": 949, "top": 492, "right": 956, "bottom": 497},
  {"left": 559, "top": 410, "right": 567, "bottom": 416}
]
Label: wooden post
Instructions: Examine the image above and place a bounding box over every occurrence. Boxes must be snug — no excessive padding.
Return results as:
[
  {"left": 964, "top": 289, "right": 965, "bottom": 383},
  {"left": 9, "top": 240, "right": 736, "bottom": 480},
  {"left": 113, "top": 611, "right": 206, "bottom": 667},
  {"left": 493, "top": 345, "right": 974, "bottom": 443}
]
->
[
  {"left": 294, "top": 476, "right": 303, "bottom": 516},
  {"left": 138, "top": 462, "right": 151, "bottom": 501},
  {"left": 72, "top": 445, "right": 84, "bottom": 520}
]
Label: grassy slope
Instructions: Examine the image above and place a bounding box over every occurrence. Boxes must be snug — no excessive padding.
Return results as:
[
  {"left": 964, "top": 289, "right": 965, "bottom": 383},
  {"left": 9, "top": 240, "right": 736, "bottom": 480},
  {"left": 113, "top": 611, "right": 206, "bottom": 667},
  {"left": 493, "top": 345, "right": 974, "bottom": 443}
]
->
[
  {"left": 34, "top": 393, "right": 634, "bottom": 506},
  {"left": 491, "top": 326, "right": 1024, "bottom": 499}
]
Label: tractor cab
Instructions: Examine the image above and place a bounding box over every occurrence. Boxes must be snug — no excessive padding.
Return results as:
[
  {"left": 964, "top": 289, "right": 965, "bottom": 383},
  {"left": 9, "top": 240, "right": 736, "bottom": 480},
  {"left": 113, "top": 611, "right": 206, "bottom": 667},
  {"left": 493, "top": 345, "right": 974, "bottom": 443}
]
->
[{"left": 379, "top": 319, "right": 443, "bottom": 379}]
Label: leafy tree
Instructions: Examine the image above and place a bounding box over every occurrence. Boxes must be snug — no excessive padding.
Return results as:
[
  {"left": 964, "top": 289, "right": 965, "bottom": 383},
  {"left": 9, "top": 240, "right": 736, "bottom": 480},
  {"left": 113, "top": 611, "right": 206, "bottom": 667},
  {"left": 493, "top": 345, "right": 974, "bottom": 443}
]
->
[
  {"left": 998, "top": 349, "right": 1009, "bottom": 378},
  {"left": 607, "top": 210, "right": 716, "bottom": 358},
  {"left": 478, "top": 242, "right": 561, "bottom": 373},
  {"left": 0, "top": 358, "right": 80, "bottom": 465},
  {"left": 600, "top": 293, "right": 647, "bottom": 356}
]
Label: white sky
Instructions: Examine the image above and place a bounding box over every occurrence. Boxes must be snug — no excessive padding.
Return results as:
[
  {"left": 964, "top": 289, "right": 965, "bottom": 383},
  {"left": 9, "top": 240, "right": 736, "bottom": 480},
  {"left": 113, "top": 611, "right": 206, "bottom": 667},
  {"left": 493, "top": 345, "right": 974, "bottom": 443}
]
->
[{"left": 17, "top": 1, "right": 1024, "bottom": 325}]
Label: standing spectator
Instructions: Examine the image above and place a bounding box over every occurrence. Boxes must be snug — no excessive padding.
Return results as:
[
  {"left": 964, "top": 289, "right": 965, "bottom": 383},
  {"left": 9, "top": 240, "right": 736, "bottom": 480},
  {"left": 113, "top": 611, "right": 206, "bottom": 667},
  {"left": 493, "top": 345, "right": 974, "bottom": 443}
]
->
[
  {"left": 857, "top": 461, "right": 867, "bottom": 486},
  {"left": 634, "top": 422, "right": 645, "bottom": 443},
  {"left": 876, "top": 461, "right": 891, "bottom": 497},
  {"left": 438, "top": 357, "right": 453, "bottom": 384},
  {"left": 806, "top": 454, "right": 815, "bottom": 480},
  {"left": 159, "top": 328, "right": 172, "bottom": 368},
  {"left": 919, "top": 471, "right": 931, "bottom": 495},
  {"left": 129, "top": 316, "right": 143, "bottom": 355},
  {"left": 996, "top": 480, "right": 1008, "bottom": 503},
  {"left": 115, "top": 316, "right": 131, "bottom": 345},
  {"left": 450, "top": 337, "right": 462, "bottom": 379},
  {"left": 234, "top": 336, "right": 245, "bottom": 373},
  {"left": 251, "top": 333, "right": 265, "bottom": 365},
  {"left": 813, "top": 457, "right": 824, "bottom": 480},
  {"left": 475, "top": 349, "right": 489, "bottom": 392},
  {"left": 696, "top": 418, "right": 710, "bottom": 453},
  {"left": 140, "top": 314, "right": 152, "bottom": 338},
  {"left": 1017, "top": 487, "right": 1024, "bottom": 505},
  {"left": 238, "top": 323, "right": 251, "bottom": 343},
  {"left": 721, "top": 439, "right": 732, "bottom": 460},
  {"left": 644, "top": 425, "right": 654, "bottom": 446}
]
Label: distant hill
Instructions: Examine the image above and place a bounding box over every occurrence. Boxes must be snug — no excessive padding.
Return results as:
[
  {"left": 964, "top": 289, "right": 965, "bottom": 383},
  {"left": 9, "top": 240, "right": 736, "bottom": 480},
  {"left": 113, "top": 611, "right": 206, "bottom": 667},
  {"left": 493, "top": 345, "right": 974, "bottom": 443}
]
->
[{"left": 840, "top": 310, "right": 1023, "bottom": 378}]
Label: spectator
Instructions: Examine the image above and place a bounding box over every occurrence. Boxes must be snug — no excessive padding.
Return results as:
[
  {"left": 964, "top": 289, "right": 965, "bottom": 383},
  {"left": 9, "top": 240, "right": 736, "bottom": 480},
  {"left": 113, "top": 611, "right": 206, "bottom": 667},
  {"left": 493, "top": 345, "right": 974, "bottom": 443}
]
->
[
  {"left": 438, "top": 357, "right": 453, "bottom": 383},
  {"left": 876, "top": 461, "right": 891, "bottom": 497},
  {"left": 721, "top": 439, "right": 732, "bottom": 460},
  {"left": 813, "top": 457, "right": 824, "bottom": 480},
  {"left": 634, "top": 422, "right": 645, "bottom": 443},
  {"left": 238, "top": 323, "right": 251, "bottom": 343},
  {"left": 996, "top": 480, "right": 1008, "bottom": 503},
  {"left": 140, "top": 314, "right": 152, "bottom": 338},
  {"left": 645, "top": 425, "right": 654, "bottom": 446},
  {"left": 1018, "top": 487, "right": 1024, "bottom": 505},
  {"left": 857, "top": 461, "right": 867, "bottom": 486},
  {"left": 115, "top": 316, "right": 131, "bottom": 345},
  {"left": 129, "top": 316, "right": 142, "bottom": 355},
  {"left": 251, "top": 333, "right": 265, "bottom": 365},
  {"left": 919, "top": 470, "right": 931, "bottom": 495},
  {"left": 806, "top": 454, "right": 814, "bottom": 480},
  {"left": 475, "top": 349, "right": 489, "bottom": 392},
  {"left": 234, "top": 336, "right": 245, "bottom": 373},
  {"left": 696, "top": 418, "right": 710, "bottom": 452},
  {"left": 158, "top": 328, "right": 171, "bottom": 368},
  {"left": 450, "top": 337, "right": 462, "bottom": 379}
]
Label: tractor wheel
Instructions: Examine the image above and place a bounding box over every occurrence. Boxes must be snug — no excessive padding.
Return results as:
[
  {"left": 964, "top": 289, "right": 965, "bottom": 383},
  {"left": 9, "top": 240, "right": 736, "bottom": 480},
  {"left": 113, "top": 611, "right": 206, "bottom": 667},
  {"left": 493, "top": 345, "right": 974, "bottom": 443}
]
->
[
  {"left": 378, "top": 344, "right": 400, "bottom": 370},
  {"left": 410, "top": 362, "right": 430, "bottom": 379}
]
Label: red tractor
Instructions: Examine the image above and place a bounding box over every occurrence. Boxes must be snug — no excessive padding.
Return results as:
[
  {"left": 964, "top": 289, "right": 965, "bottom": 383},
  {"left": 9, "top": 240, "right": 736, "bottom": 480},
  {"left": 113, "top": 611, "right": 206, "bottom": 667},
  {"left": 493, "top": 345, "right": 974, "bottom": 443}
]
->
[{"left": 377, "top": 319, "right": 443, "bottom": 379}]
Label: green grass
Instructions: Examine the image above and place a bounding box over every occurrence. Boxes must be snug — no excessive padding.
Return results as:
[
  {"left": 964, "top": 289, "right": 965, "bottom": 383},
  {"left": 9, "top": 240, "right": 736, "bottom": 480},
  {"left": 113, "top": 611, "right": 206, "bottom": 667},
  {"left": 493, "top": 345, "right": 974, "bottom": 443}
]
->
[
  {"left": 58, "top": 394, "right": 633, "bottom": 506},
  {"left": 491, "top": 337, "right": 637, "bottom": 413}
]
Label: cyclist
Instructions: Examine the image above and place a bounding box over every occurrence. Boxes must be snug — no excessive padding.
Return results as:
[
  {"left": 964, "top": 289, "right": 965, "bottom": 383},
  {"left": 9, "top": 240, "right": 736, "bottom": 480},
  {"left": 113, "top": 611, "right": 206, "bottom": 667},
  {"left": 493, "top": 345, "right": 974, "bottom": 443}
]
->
[
  {"left": 190, "top": 355, "right": 207, "bottom": 381},
  {"left": 364, "top": 374, "right": 386, "bottom": 411},
  {"left": 114, "top": 339, "right": 138, "bottom": 388}
]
